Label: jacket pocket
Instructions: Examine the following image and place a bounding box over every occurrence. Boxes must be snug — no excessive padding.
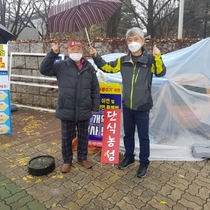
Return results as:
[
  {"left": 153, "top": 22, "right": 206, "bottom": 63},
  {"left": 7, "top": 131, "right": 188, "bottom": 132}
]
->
[
  {"left": 58, "top": 91, "right": 65, "bottom": 109},
  {"left": 64, "top": 97, "right": 74, "bottom": 109}
]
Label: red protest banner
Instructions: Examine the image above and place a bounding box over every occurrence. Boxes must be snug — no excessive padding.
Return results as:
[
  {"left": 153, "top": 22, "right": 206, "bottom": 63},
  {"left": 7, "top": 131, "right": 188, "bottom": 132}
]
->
[{"left": 100, "top": 109, "right": 121, "bottom": 164}]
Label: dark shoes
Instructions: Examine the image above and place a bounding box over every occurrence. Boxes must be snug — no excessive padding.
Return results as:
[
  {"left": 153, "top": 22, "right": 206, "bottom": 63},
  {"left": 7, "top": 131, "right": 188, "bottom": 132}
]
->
[
  {"left": 137, "top": 164, "right": 148, "bottom": 178},
  {"left": 119, "top": 158, "right": 148, "bottom": 178},
  {"left": 118, "top": 157, "right": 135, "bottom": 170}
]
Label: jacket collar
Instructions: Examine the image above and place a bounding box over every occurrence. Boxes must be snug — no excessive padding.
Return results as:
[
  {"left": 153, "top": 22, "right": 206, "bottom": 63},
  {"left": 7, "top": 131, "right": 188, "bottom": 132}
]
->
[
  {"left": 123, "top": 47, "right": 150, "bottom": 64},
  {"left": 66, "top": 57, "right": 91, "bottom": 71}
]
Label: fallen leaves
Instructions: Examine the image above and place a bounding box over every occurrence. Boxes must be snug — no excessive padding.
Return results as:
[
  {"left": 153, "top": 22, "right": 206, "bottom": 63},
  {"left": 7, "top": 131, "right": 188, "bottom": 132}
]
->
[
  {"left": 46, "top": 149, "right": 58, "bottom": 154},
  {"left": 51, "top": 174, "right": 63, "bottom": 179},
  {"left": 160, "top": 201, "right": 167, "bottom": 205},
  {"left": 36, "top": 178, "right": 42, "bottom": 183},
  {"left": 4, "top": 143, "right": 12, "bottom": 148},
  {"left": 179, "top": 174, "right": 185, "bottom": 178},
  {"left": 22, "top": 177, "right": 33, "bottom": 183},
  {"left": 51, "top": 203, "right": 57, "bottom": 208},
  {"left": 78, "top": 193, "right": 82, "bottom": 199},
  {"left": 21, "top": 116, "right": 42, "bottom": 136},
  {"left": 16, "top": 157, "right": 31, "bottom": 166},
  {"left": 21, "top": 171, "right": 64, "bottom": 184},
  {"left": 6, "top": 158, "right": 13, "bottom": 163},
  {"left": 22, "top": 176, "right": 42, "bottom": 183}
]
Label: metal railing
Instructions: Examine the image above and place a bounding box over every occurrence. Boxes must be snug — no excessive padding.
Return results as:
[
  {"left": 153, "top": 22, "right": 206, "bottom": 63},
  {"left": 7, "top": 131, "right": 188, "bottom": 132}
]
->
[{"left": 9, "top": 52, "right": 64, "bottom": 112}]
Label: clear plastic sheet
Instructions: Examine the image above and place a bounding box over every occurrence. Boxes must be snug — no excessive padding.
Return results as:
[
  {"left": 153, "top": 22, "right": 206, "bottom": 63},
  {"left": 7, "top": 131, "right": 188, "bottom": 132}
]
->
[{"left": 91, "top": 38, "right": 210, "bottom": 160}]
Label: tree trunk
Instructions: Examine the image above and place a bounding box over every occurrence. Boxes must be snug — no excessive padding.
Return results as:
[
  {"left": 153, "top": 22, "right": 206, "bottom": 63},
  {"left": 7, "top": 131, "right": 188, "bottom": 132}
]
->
[
  {"left": 0, "top": 0, "right": 6, "bottom": 26},
  {"left": 106, "top": 7, "right": 122, "bottom": 38},
  {"left": 147, "top": 0, "right": 154, "bottom": 38},
  {"left": 203, "top": 0, "right": 209, "bottom": 38}
]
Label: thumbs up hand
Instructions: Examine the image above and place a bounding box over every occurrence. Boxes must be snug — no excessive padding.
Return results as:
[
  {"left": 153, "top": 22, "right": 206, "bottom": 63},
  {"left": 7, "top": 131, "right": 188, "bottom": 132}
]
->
[
  {"left": 153, "top": 45, "right": 161, "bottom": 56},
  {"left": 52, "top": 43, "right": 60, "bottom": 54},
  {"left": 89, "top": 46, "right": 97, "bottom": 57}
]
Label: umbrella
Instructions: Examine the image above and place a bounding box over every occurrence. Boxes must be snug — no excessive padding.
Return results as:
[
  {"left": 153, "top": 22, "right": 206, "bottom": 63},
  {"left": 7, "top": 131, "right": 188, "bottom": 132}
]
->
[
  {"left": 0, "top": 24, "right": 14, "bottom": 44},
  {"left": 47, "top": 0, "right": 123, "bottom": 45}
]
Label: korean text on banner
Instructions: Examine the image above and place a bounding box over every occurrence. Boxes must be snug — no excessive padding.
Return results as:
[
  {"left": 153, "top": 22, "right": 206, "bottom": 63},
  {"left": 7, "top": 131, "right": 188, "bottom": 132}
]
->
[
  {"left": 88, "top": 83, "right": 122, "bottom": 147},
  {"left": 101, "top": 109, "right": 121, "bottom": 164}
]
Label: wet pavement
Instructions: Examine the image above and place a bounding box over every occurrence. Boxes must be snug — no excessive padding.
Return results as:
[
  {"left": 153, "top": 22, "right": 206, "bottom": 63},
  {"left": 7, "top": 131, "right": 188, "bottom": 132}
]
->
[{"left": 0, "top": 107, "right": 210, "bottom": 210}]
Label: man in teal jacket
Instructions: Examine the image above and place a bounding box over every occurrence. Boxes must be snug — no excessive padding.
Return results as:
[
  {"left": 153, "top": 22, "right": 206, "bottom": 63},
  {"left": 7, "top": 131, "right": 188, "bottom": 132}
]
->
[{"left": 90, "top": 27, "right": 166, "bottom": 178}]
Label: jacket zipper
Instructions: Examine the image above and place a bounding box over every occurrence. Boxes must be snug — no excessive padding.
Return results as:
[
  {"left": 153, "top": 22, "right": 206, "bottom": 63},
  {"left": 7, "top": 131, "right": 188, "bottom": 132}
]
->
[
  {"left": 130, "top": 63, "right": 137, "bottom": 109},
  {"left": 134, "top": 68, "right": 140, "bottom": 83}
]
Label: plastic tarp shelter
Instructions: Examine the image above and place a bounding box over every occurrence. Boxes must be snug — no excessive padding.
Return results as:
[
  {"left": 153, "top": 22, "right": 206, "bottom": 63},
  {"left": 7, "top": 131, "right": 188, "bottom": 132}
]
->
[{"left": 90, "top": 37, "right": 210, "bottom": 161}]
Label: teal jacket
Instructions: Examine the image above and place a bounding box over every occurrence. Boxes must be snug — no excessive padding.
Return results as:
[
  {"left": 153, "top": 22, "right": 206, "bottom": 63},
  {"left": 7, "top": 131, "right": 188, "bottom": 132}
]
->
[{"left": 93, "top": 48, "right": 166, "bottom": 111}]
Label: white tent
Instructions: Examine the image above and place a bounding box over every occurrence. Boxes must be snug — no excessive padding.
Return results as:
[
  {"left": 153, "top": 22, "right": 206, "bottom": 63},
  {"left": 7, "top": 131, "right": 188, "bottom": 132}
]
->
[{"left": 92, "top": 37, "right": 210, "bottom": 161}]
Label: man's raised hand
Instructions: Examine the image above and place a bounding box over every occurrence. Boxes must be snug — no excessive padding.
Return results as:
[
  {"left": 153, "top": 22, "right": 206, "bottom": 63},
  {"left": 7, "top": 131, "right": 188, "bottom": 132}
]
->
[
  {"left": 153, "top": 45, "right": 161, "bottom": 56},
  {"left": 52, "top": 43, "right": 60, "bottom": 54},
  {"left": 89, "top": 46, "right": 97, "bottom": 57}
]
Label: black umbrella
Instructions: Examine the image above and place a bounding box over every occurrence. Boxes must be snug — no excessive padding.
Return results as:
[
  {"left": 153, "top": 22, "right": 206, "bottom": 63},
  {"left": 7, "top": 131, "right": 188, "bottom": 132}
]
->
[{"left": 0, "top": 24, "right": 14, "bottom": 44}]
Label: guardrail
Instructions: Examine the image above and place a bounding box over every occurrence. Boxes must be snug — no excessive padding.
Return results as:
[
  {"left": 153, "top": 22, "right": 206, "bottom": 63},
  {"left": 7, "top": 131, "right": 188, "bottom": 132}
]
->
[{"left": 9, "top": 52, "right": 64, "bottom": 112}]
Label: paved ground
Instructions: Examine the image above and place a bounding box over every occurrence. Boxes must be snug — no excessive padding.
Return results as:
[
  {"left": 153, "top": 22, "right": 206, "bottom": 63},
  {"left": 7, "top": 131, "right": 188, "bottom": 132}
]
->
[{"left": 0, "top": 107, "right": 210, "bottom": 210}]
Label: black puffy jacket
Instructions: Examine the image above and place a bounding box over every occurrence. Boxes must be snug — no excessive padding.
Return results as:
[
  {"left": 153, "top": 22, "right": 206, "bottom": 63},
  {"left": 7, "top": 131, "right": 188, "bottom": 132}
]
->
[{"left": 40, "top": 50, "right": 100, "bottom": 121}]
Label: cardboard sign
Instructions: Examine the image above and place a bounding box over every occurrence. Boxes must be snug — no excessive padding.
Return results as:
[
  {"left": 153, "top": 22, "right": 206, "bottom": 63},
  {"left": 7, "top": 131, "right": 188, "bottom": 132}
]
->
[{"left": 100, "top": 109, "right": 121, "bottom": 164}]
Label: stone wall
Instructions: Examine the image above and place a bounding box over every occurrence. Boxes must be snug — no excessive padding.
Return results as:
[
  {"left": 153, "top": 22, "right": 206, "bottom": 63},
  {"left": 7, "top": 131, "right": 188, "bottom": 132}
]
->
[{"left": 8, "top": 38, "right": 201, "bottom": 109}]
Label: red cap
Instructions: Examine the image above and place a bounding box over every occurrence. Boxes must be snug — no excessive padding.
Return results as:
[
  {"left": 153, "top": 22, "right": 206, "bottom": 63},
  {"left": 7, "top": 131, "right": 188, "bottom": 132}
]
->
[{"left": 67, "top": 41, "right": 83, "bottom": 48}]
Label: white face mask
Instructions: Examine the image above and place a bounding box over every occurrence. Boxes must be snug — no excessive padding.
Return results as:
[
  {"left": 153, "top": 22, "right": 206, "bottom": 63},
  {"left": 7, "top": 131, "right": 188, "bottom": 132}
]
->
[
  {"left": 128, "top": 42, "right": 142, "bottom": 52},
  {"left": 69, "top": 53, "right": 82, "bottom": 62}
]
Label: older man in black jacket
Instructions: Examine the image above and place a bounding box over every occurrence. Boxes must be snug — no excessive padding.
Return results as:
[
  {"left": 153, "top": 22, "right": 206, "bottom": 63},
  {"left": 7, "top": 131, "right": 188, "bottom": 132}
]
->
[{"left": 40, "top": 41, "right": 100, "bottom": 173}]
